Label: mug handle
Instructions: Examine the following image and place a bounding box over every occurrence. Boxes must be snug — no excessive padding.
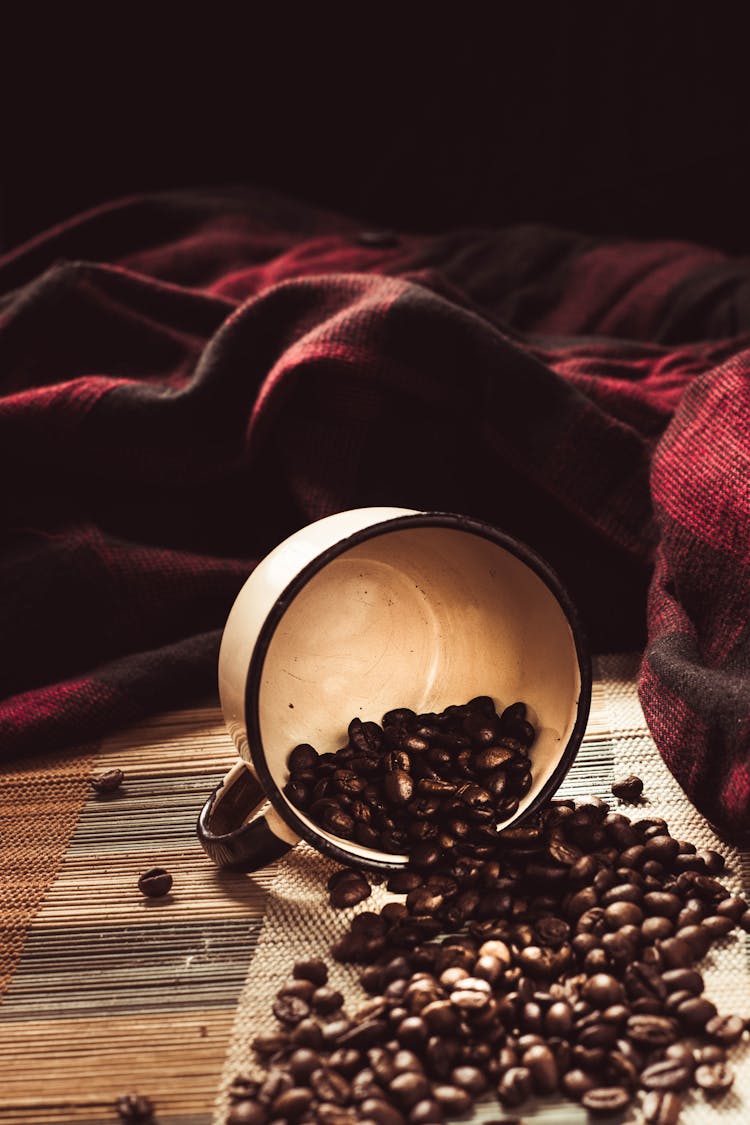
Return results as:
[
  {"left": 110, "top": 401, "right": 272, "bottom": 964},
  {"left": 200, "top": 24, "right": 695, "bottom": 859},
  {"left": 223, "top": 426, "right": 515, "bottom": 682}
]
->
[{"left": 197, "top": 760, "right": 299, "bottom": 872}]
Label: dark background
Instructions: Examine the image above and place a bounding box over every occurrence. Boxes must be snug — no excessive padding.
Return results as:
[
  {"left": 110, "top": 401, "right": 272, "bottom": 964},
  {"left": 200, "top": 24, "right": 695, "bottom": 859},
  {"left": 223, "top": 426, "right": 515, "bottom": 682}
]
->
[{"left": 3, "top": 7, "right": 750, "bottom": 254}]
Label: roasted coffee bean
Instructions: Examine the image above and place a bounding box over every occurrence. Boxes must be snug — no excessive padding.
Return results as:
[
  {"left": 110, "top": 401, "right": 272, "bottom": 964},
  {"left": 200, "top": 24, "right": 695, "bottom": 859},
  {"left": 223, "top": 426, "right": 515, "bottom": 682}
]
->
[
  {"left": 641, "top": 1058, "right": 693, "bottom": 1091},
  {"left": 252, "top": 1032, "right": 290, "bottom": 1055},
  {"left": 257, "top": 1070, "right": 293, "bottom": 1105},
  {"left": 288, "top": 1047, "right": 322, "bottom": 1083},
  {"left": 272, "top": 994, "right": 310, "bottom": 1026},
  {"left": 522, "top": 1044, "right": 558, "bottom": 1093},
  {"left": 227, "top": 1103, "right": 269, "bottom": 1125},
  {"left": 701, "top": 914, "right": 734, "bottom": 938},
  {"left": 658, "top": 937, "right": 693, "bottom": 969},
  {"left": 408, "top": 1098, "right": 444, "bottom": 1124},
  {"left": 561, "top": 1068, "right": 596, "bottom": 1099},
  {"left": 641, "top": 916, "right": 674, "bottom": 943},
  {"left": 582, "top": 974, "right": 623, "bottom": 1008},
  {"left": 330, "top": 874, "right": 371, "bottom": 909},
  {"left": 611, "top": 775, "right": 643, "bottom": 802},
  {"left": 312, "top": 986, "right": 345, "bottom": 1014},
  {"left": 626, "top": 1014, "right": 677, "bottom": 1048},
  {"left": 674, "top": 995, "right": 717, "bottom": 1031},
  {"left": 706, "top": 1013, "right": 745, "bottom": 1044},
  {"left": 137, "top": 868, "right": 172, "bottom": 898},
  {"left": 228, "top": 1075, "right": 261, "bottom": 1101},
  {"left": 695, "top": 1061, "right": 735, "bottom": 1095},
  {"left": 115, "top": 1094, "right": 154, "bottom": 1123},
  {"left": 694, "top": 1044, "right": 727, "bottom": 1066},
  {"left": 288, "top": 743, "right": 319, "bottom": 771},
  {"left": 716, "top": 895, "right": 747, "bottom": 921},
  {"left": 358, "top": 1099, "right": 407, "bottom": 1125},
  {"left": 310, "top": 1068, "right": 351, "bottom": 1105},
  {"left": 271, "top": 1086, "right": 314, "bottom": 1120},
  {"left": 292, "top": 958, "right": 328, "bottom": 985},
  {"left": 497, "top": 1066, "right": 533, "bottom": 1107},
  {"left": 580, "top": 1086, "right": 631, "bottom": 1114},
  {"left": 290, "top": 1018, "right": 325, "bottom": 1049},
  {"left": 388, "top": 1072, "right": 431, "bottom": 1107},
  {"left": 430, "top": 1085, "right": 472, "bottom": 1114},
  {"left": 278, "top": 977, "right": 316, "bottom": 1003},
  {"left": 91, "top": 767, "right": 125, "bottom": 793},
  {"left": 642, "top": 1090, "right": 683, "bottom": 1125}
]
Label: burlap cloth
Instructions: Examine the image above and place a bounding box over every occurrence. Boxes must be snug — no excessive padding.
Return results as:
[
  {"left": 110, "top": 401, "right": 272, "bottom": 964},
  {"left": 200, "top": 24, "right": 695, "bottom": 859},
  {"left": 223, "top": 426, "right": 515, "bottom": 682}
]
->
[{"left": 212, "top": 654, "right": 750, "bottom": 1124}]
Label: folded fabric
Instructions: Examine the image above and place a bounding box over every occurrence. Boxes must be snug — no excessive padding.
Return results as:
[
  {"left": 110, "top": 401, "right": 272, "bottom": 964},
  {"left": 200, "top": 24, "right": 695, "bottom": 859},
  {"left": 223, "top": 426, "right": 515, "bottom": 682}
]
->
[{"left": 1, "top": 187, "right": 748, "bottom": 842}]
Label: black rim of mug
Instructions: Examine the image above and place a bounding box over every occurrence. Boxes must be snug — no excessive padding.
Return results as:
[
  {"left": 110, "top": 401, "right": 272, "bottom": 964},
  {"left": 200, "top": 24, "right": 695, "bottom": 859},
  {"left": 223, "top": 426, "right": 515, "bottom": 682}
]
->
[{"left": 243, "top": 511, "right": 592, "bottom": 872}]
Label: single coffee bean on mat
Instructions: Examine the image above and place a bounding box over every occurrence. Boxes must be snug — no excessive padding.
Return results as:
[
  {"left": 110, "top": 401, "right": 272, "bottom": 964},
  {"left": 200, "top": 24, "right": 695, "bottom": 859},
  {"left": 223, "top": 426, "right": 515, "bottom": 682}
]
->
[
  {"left": 91, "top": 766, "right": 125, "bottom": 793},
  {"left": 611, "top": 774, "right": 644, "bottom": 802},
  {"left": 137, "top": 867, "right": 172, "bottom": 898}
]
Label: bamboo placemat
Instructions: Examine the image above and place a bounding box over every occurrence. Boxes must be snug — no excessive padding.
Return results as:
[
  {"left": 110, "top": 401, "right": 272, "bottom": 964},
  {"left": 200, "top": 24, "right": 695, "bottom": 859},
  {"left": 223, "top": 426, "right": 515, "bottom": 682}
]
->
[{"left": 1, "top": 657, "right": 748, "bottom": 1124}]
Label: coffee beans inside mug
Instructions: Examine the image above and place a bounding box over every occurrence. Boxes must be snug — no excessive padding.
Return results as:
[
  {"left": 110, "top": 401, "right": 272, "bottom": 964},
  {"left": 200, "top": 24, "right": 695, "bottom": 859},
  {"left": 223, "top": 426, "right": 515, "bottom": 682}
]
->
[
  {"left": 226, "top": 701, "right": 747, "bottom": 1125},
  {"left": 283, "top": 697, "right": 536, "bottom": 856}
]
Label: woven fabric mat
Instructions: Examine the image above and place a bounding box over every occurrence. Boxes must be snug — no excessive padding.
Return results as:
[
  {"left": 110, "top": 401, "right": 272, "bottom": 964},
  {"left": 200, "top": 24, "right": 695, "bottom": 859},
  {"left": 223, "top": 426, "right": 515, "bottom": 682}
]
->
[{"left": 1, "top": 655, "right": 748, "bottom": 1124}]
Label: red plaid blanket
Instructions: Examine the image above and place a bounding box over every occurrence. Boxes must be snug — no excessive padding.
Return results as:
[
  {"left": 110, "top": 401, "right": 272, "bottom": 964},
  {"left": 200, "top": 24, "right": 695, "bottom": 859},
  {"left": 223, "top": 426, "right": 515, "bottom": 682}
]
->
[{"left": 1, "top": 188, "right": 748, "bottom": 842}]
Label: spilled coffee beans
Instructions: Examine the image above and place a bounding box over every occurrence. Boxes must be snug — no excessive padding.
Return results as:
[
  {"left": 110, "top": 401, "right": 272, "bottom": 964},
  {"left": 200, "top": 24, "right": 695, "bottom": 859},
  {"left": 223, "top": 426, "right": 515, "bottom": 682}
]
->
[
  {"left": 225, "top": 700, "right": 747, "bottom": 1125},
  {"left": 284, "top": 697, "right": 535, "bottom": 857}
]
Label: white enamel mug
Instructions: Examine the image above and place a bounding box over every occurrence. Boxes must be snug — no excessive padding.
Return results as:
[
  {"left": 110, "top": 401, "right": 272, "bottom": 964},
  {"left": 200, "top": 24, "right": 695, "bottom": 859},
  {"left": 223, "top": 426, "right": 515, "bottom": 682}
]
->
[{"left": 197, "top": 507, "right": 591, "bottom": 873}]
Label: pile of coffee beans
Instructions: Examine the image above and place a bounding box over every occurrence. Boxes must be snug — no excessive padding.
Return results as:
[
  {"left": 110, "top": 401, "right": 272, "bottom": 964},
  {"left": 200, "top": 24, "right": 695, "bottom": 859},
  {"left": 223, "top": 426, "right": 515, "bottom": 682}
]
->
[
  {"left": 226, "top": 697, "right": 746, "bottom": 1120},
  {"left": 283, "top": 696, "right": 536, "bottom": 858},
  {"left": 226, "top": 699, "right": 749, "bottom": 1125}
]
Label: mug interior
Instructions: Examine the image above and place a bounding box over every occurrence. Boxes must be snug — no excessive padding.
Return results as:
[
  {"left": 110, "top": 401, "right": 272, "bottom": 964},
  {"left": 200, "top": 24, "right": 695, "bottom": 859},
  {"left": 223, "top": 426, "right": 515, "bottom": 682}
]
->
[{"left": 248, "top": 518, "right": 589, "bottom": 869}]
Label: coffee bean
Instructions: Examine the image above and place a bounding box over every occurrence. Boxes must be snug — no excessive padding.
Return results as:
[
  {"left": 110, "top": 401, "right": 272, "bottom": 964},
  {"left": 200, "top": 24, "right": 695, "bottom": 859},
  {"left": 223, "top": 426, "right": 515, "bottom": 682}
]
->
[
  {"left": 580, "top": 1086, "right": 631, "bottom": 1114},
  {"left": 288, "top": 1048, "right": 322, "bottom": 1083},
  {"left": 562, "top": 1068, "right": 596, "bottom": 1099},
  {"left": 228, "top": 1075, "right": 261, "bottom": 1101},
  {"left": 226, "top": 1101, "right": 267, "bottom": 1125},
  {"left": 330, "top": 874, "right": 371, "bottom": 909},
  {"left": 642, "top": 1090, "right": 683, "bottom": 1125},
  {"left": 272, "top": 994, "right": 310, "bottom": 1026},
  {"left": 91, "top": 767, "right": 125, "bottom": 793},
  {"left": 626, "top": 1014, "right": 677, "bottom": 1048},
  {"left": 582, "top": 974, "right": 623, "bottom": 1008},
  {"left": 657, "top": 937, "right": 693, "bottom": 969},
  {"left": 389, "top": 1072, "right": 431, "bottom": 1108},
  {"left": 497, "top": 1066, "right": 532, "bottom": 1107},
  {"left": 706, "top": 1013, "right": 745, "bottom": 1044},
  {"left": 611, "top": 775, "right": 643, "bottom": 802},
  {"left": 292, "top": 957, "right": 328, "bottom": 986},
  {"left": 431, "top": 1084, "right": 472, "bottom": 1114},
  {"left": 115, "top": 1094, "right": 154, "bottom": 1122},
  {"left": 408, "top": 1099, "right": 444, "bottom": 1124},
  {"left": 252, "top": 1032, "right": 290, "bottom": 1055},
  {"left": 674, "top": 995, "right": 717, "bottom": 1031},
  {"left": 271, "top": 1086, "right": 314, "bottom": 1120},
  {"left": 310, "top": 1067, "right": 351, "bottom": 1105},
  {"left": 290, "top": 1018, "right": 325, "bottom": 1049},
  {"left": 522, "top": 1043, "right": 558, "bottom": 1093},
  {"left": 701, "top": 914, "right": 734, "bottom": 938},
  {"left": 695, "top": 1061, "right": 735, "bottom": 1095},
  {"left": 641, "top": 1058, "right": 693, "bottom": 1091},
  {"left": 312, "top": 986, "right": 345, "bottom": 1014},
  {"left": 137, "top": 867, "right": 172, "bottom": 898},
  {"left": 278, "top": 977, "right": 316, "bottom": 1003},
  {"left": 716, "top": 895, "right": 747, "bottom": 921},
  {"left": 661, "top": 967, "right": 702, "bottom": 994}
]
